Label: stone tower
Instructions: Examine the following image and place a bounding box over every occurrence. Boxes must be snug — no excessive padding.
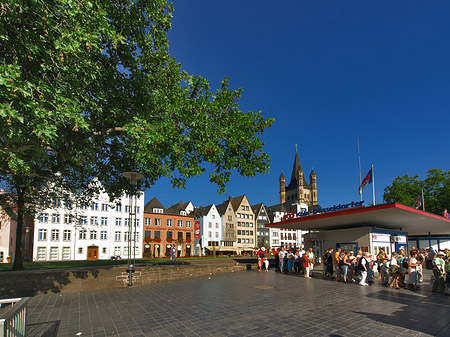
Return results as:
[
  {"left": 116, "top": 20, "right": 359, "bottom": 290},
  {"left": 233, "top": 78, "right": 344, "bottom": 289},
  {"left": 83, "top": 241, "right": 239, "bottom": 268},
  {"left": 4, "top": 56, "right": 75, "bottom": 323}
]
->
[{"left": 279, "top": 150, "right": 318, "bottom": 207}]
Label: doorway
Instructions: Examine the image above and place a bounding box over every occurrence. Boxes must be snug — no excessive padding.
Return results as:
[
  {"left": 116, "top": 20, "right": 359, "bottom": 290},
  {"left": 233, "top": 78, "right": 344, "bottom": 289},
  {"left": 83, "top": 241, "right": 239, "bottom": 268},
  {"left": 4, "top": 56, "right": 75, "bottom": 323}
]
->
[{"left": 87, "top": 246, "right": 98, "bottom": 260}]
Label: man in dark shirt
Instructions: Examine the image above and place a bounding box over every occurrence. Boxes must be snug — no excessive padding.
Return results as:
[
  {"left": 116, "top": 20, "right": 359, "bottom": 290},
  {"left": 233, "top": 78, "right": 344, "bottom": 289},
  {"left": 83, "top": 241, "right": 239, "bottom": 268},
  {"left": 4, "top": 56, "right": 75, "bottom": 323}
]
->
[{"left": 324, "top": 248, "right": 334, "bottom": 278}]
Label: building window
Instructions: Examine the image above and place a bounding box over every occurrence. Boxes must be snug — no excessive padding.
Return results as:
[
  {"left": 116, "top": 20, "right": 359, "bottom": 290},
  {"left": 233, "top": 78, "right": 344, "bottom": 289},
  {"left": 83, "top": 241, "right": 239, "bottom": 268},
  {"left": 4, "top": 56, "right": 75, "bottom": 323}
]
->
[
  {"left": 80, "top": 216, "right": 87, "bottom": 225},
  {"left": 155, "top": 218, "right": 161, "bottom": 226},
  {"left": 115, "top": 218, "right": 122, "bottom": 226},
  {"left": 145, "top": 218, "right": 151, "bottom": 226},
  {"left": 37, "top": 247, "right": 46, "bottom": 260},
  {"left": 115, "top": 232, "right": 121, "bottom": 242},
  {"left": 180, "top": 211, "right": 186, "bottom": 216},
  {"left": 125, "top": 205, "right": 130, "bottom": 213},
  {"left": 90, "top": 216, "right": 98, "bottom": 225},
  {"left": 38, "top": 229, "right": 47, "bottom": 241},
  {"left": 52, "top": 213, "right": 60, "bottom": 223},
  {"left": 186, "top": 233, "right": 191, "bottom": 241},
  {"left": 62, "top": 247, "right": 71, "bottom": 260},
  {"left": 124, "top": 232, "right": 129, "bottom": 242},
  {"left": 124, "top": 218, "right": 130, "bottom": 227},
  {"left": 78, "top": 247, "right": 83, "bottom": 254},
  {"left": 237, "top": 230, "right": 241, "bottom": 235},
  {"left": 134, "top": 232, "right": 139, "bottom": 241},
  {"left": 102, "top": 247, "right": 107, "bottom": 254},
  {"left": 144, "top": 230, "right": 151, "bottom": 239},
  {"left": 90, "top": 230, "right": 97, "bottom": 240},
  {"left": 40, "top": 213, "right": 48, "bottom": 223},
  {"left": 116, "top": 204, "right": 122, "bottom": 212},
  {"left": 102, "top": 203, "right": 108, "bottom": 212},
  {"left": 237, "top": 238, "right": 241, "bottom": 243},
  {"left": 167, "top": 231, "right": 173, "bottom": 239},
  {"left": 215, "top": 223, "right": 219, "bottom": 228},
  {"left": 167, "top": 219, "right": 173, "bottom": 227},
  {"left": 153, "top": 208, "right": 163, "bottom": 214},
  {"left": 65, "top": 200, "right": 72, "bottom": 209},
  {"left": 186, "top": 221, "right": 191, "bottom": 228},
  {"left": 114, "top": 247, "right": 121, "bottom": 255},
  {"left": 80, "top": 203, "right": 88, "bottom": 210},
  {"left": 53, "top": 199, "right": 61, "bottom": 208},
  {"left": 50, "top": 247, "right": 59, "bottom": 260},
  {"left": 134, "top": 219, "right": 140, "bottom": 227},
  {"left": 177, "top": 220, "right": 183, "bottom": 227},
  {"left": 101, "top": 231, "right": 107, "bottom": 240},
  {"left": 63, "top": 230, "right": 71, "bottom": 241},
  {"left": 79, "top": 230, "right": 87, "bottom": 240},
  {"left": 135, "top": 206, "right": 140, "bottom": 214},
  {"left": 51, "top": 229, "right": 59, "bottom": 241},
  {"left": 154, "top": 231, "right": 161, "bottom": 239},
  {"left": 215, "top": 232, "right": 219, "bottom": 238},
  {"left": 64, "top": 214, "right": 71, "bottom": 224},
  {"left": 91, "top": 202, "right": 98, "bottom": 211},
  {"left": 101, "top": 217, "right": 108, "bottom": 225},
  {"left": 208, "top": 231, "right": 212, "bottom": 238},
  {"left": 208, "top": 222, "right": 212, "bottom": 228},
  {"left": 177, "top": 232, "right": 183, "bottom": 240}
]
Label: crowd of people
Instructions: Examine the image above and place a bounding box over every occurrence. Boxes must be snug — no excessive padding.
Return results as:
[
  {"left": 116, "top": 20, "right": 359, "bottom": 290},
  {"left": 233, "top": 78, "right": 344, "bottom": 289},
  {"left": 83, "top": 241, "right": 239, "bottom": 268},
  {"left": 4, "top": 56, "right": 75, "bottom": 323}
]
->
[{"left": 256, "top": 246, "right": 450, "bottom": 295}]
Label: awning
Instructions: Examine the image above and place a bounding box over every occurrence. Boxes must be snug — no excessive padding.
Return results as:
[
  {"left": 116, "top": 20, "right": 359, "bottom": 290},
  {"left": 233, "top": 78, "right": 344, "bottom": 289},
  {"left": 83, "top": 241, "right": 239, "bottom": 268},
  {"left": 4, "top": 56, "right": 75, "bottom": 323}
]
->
[
  {"left": 266, "top": 203, "right": 450, "bottom": 236},
  {"left": 240, "top": 247, "right": 255, "bottom": 251},
  {"left": 204, "top": 246, "right": 239, "bottom": 252}
]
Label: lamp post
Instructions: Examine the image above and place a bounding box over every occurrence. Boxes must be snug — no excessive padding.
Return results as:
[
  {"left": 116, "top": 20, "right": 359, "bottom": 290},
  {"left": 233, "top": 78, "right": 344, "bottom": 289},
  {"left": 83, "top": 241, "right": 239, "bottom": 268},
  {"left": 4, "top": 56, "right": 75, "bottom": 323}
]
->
[{"left": 122, "top": 171, "right": 144, "bottom": 286}]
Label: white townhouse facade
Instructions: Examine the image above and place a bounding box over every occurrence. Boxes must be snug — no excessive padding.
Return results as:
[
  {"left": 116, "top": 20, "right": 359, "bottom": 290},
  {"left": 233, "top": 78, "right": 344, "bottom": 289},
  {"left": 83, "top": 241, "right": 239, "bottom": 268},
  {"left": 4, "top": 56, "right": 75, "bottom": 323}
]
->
[
  {"left": 193, "top": 204, "right": 221, "bottom": 255},
  {"left": 33, "top": 190, "right": 145, "bottom": 261}
]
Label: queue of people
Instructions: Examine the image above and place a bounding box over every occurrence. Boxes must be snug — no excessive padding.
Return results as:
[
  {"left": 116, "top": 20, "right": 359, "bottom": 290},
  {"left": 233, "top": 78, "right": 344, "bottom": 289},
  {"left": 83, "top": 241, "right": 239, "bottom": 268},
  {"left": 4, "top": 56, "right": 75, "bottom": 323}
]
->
[{"left": 262, "top": 246, "right": 450, "bottom": 295}]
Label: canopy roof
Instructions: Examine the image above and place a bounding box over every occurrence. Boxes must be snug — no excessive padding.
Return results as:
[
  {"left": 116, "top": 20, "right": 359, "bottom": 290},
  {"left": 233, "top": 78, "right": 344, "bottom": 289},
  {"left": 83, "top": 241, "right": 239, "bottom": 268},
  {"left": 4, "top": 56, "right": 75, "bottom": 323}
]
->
[{"left": 266, "top": 203, "right": 450, "bottom": 236}]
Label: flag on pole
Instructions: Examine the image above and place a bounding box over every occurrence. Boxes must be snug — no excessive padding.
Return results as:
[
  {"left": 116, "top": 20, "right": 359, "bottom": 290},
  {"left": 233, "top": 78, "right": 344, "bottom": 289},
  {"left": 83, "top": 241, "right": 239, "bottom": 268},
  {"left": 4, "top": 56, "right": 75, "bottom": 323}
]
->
[
  {"left": 358, "top": 168, "right": 373, "bottom": 195},
  {"left": 414, "top": 191, "right": 423, "bottom": 209}
]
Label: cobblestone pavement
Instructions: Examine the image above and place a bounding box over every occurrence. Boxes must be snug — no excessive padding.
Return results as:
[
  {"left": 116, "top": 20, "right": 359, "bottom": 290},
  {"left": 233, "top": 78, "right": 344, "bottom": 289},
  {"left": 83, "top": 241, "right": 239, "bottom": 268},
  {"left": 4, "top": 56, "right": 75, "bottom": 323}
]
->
[{"left": 26, "top": 269, "right": 450, "bottom": 337}]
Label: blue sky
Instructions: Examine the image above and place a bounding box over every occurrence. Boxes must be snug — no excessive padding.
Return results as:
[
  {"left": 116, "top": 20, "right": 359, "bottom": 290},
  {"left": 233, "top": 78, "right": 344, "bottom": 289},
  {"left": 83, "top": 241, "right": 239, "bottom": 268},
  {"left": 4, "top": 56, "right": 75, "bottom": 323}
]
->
[{"left": 145, "top": 0, "right": 450, "bottom": 210}]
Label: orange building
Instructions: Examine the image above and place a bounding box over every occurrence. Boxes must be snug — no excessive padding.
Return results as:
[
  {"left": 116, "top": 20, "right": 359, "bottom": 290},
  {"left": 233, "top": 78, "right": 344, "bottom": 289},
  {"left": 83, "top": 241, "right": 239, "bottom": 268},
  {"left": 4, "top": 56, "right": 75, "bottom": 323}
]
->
[{"left": 143, "top": 198, "right": 195, "bottom": 258}]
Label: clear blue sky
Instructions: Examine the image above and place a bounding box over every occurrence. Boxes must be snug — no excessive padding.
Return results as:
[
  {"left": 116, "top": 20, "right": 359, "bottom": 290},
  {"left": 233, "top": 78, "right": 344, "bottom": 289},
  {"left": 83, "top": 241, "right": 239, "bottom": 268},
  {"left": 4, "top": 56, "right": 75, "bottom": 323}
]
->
[{"left": 145, "top": 0, "right": 450, "bottom": 210}]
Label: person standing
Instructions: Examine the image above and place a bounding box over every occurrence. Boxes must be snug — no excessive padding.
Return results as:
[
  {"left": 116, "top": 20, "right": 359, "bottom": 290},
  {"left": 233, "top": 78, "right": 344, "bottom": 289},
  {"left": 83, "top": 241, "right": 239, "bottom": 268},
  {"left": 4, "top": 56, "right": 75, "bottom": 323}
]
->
[
  {"left": 324, "top": 248, "right": 333, "bottom": 279},
  {"left": 407, "top": 251, "right": 419, "bottom": 290},
  {"left": 257, "top": 247, "right": 266, "bottom": 272},
  {"left": 307, "top": 248, "right": 315, "bottom": 277},
  {"left": 279, "top": 247, "right": 286, "bottom": 273},
  {"left": 333, "top": 248, "right": 342, "bottom": 280},
  {"left": 303, "top": 252, "right": 311, "bottom": 278},
  {"left": 432, "top": 251, "right": 446, "bottom": 293},
  {"left": 170, "top": 243, "right": 177, "bottom": 261},
  {"left": 359, "top": 252, "right": 369, "bottom": 286}
]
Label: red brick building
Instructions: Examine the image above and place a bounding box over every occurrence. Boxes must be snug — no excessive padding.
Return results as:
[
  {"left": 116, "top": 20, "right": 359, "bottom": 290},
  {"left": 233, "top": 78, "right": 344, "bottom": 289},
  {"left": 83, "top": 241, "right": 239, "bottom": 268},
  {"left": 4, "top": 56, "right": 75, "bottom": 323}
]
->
[{"left": 143, "top": 198, "right": 195, "bottom": 258}]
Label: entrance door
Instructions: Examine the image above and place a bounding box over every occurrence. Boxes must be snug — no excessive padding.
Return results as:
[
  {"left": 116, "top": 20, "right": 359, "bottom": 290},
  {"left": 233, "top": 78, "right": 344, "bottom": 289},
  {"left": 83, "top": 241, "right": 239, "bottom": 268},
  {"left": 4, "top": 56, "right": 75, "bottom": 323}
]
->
[{"left": 87, "top": 246, "right": 99, "bottom": 260}]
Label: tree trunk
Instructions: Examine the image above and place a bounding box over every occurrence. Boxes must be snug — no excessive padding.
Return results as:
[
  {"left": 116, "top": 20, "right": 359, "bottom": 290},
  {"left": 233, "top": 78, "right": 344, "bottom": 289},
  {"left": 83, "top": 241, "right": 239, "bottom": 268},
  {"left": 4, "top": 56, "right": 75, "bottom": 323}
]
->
[{"left": 12, "top": 181, "right": 25, "bottom": 271}]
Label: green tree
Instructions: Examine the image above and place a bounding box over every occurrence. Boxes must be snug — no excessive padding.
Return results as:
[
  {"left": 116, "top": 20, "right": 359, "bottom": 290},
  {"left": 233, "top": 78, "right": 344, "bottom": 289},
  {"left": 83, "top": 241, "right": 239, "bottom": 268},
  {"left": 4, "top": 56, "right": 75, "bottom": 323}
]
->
[
  {"left": 383, "top": 169, "right": 450, "bottom": 215},
  {"left": 0, "top": 0, "right": 273, "bottom": 270}
]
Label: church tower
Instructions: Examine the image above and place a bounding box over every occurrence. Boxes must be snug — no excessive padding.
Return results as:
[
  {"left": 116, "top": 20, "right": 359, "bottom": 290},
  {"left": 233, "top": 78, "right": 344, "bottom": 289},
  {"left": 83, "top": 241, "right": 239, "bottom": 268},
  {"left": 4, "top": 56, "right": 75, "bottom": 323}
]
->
[{"left": 279, "top": 148, "right": 318, "bottom": 207}]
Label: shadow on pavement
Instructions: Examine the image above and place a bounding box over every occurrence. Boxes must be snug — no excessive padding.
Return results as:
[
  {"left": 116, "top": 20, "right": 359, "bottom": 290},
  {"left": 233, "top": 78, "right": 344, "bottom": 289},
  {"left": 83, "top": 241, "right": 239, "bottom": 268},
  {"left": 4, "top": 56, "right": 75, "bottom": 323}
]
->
[{"left": 27, "top": 320, "right": 60, "bottom": 337}]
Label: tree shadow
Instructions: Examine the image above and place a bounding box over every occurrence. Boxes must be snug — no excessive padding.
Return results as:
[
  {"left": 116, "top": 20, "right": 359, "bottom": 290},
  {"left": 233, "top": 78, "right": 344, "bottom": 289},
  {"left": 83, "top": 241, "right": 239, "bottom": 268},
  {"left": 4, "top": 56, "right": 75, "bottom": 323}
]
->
[
  {"left": 354, "top": 289, "right": 450, "bottom": 335},
  {"left": 26, "top": 320, "right": 60, "bottom": 337}
]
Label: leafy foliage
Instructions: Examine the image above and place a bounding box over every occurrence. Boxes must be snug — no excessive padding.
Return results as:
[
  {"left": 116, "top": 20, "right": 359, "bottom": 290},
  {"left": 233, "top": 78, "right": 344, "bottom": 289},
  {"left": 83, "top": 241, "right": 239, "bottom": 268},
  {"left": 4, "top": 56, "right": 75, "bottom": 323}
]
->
[
  {"left": 0, "top": 0, "right": 273, "bottom": 269},
  {"left": 383, "top": 169, "right": 450, "bottom": 215}
]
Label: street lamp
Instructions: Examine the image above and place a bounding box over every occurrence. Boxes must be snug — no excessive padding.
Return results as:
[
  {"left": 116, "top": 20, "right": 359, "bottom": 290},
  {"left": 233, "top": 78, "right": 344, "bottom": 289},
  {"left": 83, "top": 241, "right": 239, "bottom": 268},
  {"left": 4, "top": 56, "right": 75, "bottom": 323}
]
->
[{"left": 122, "top": 171, "right": 144, "bottom": 286}]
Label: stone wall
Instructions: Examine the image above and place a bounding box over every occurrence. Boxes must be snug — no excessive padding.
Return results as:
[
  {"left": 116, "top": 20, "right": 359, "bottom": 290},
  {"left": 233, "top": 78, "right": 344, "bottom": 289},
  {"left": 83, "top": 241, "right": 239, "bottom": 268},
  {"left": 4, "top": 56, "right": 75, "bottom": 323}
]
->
[{"left": 0, "top": 262, "right": 247, "bottom": 298}]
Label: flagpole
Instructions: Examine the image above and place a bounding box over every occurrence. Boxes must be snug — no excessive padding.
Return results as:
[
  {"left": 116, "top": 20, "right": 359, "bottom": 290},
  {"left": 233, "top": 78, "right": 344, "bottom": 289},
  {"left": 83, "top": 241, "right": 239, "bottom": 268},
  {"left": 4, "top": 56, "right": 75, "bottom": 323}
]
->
[
  {"left": 422, "top": 189, "right": 425, "bottom": 211},
  {"left": 358, "top": 138, "right": 362, "bottom": 202},
  {"left": 371, "top": 164, "right": 375, "bottom": 205}
]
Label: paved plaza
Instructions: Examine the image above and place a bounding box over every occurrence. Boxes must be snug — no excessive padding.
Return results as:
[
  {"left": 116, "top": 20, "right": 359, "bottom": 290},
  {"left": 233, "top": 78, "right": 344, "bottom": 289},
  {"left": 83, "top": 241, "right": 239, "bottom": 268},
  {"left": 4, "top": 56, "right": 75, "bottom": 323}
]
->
[{"left": 26, "top": 268, "right": 450, "bottom": 337}]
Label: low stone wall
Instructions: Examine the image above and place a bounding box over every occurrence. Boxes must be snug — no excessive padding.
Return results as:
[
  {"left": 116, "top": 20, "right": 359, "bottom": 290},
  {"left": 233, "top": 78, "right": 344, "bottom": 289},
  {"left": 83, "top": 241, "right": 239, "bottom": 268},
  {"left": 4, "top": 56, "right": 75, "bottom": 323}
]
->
[{"left": 0, "top": 262, "right": 247, "bottom": 298}]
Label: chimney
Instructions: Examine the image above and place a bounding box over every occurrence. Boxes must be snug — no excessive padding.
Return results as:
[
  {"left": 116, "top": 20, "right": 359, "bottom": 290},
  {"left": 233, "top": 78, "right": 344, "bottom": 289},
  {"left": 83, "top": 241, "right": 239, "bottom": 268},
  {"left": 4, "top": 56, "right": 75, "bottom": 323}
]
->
[{"left": 180, "top": 200, "right": 183, "bottom": 204}]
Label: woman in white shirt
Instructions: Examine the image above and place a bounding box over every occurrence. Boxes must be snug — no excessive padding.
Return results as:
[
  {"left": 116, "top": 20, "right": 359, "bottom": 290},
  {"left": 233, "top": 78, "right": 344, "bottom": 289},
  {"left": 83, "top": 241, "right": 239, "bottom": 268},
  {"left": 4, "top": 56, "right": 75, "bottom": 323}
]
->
[
  {"left": 407, "top": 251, "right": 419, "bottom": 290},
  {"left": 389, "top": 254, "right": 399, "bottom": 289}
]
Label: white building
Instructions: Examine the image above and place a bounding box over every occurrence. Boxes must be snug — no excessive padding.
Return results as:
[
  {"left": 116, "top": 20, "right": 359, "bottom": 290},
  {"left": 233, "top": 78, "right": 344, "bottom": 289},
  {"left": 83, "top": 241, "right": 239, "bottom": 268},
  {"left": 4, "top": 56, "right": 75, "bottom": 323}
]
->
[
  {"left": 193, "top": 204, "right": 221, "bottom": 255},
  {"left": 33, "top": 190, "right": 144, "bottom": 261}
]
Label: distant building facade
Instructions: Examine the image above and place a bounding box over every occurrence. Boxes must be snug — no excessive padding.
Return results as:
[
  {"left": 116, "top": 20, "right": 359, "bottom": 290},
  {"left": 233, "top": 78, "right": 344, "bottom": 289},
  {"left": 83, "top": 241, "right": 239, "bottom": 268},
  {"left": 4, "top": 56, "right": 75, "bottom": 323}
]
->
[
  {"left": 143, "top": 198, "right": 195, "bottom": 258},
  {"left": 32, "top": 190, "right": 144, "bottom": 261}
]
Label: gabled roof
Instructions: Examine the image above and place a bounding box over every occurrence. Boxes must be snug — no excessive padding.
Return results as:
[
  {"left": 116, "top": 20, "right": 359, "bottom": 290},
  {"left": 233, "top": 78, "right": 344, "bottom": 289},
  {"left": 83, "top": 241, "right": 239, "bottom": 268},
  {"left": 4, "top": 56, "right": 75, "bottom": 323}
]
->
[
  {"left": 166, "top": 201, "right": 193, "bottom": 215},
  {"left": 230, "top": 195, "right": 246, "bottom": 212},
  {"left": 251, "top": 203, "right": 264, "bottom": 215},
  {"left": 192, "top": 204, "right": 215, "bottom": 218},
  {"left": 144, "top": 197, "right": 165, "bottom": 213},
  {"left": 216, "top": 199, "right": 232, "bottom": 216}
]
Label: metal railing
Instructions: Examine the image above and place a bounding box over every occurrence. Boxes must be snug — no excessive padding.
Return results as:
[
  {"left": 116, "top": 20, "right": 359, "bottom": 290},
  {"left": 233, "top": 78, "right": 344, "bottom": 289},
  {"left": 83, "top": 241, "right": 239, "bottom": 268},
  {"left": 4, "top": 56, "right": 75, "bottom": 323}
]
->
[{"left": 0, "top": 298, "right": 29, "bottom": 337}]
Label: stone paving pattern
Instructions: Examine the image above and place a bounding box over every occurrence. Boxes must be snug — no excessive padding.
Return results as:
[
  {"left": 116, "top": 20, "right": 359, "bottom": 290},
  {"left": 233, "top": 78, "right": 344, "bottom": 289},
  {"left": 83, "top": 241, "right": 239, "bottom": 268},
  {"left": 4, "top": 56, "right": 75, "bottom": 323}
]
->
[{"left": 26, "top": 269, "right": 450, "bottom": 337}]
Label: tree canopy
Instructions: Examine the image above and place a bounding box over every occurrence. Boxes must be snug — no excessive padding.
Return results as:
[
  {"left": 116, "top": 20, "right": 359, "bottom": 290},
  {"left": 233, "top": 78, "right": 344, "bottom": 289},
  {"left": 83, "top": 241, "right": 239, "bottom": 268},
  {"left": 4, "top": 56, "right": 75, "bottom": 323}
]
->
[
  {"left": 0, "top": 0, "right": 273, "bottom": 269},
  {"left": 383, "top": 169, "right": 450, "bottom": 215}
]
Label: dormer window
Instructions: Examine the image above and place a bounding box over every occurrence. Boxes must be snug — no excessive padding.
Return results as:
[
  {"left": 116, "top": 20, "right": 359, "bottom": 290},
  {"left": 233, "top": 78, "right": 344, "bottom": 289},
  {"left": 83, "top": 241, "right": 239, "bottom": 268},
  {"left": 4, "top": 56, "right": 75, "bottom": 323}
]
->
[
  {"left": 180, "top": 211, "right": 186, "bottom": 216},
  {"left": 153, "top": 208, "right": 163, "bottom": 214}
]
